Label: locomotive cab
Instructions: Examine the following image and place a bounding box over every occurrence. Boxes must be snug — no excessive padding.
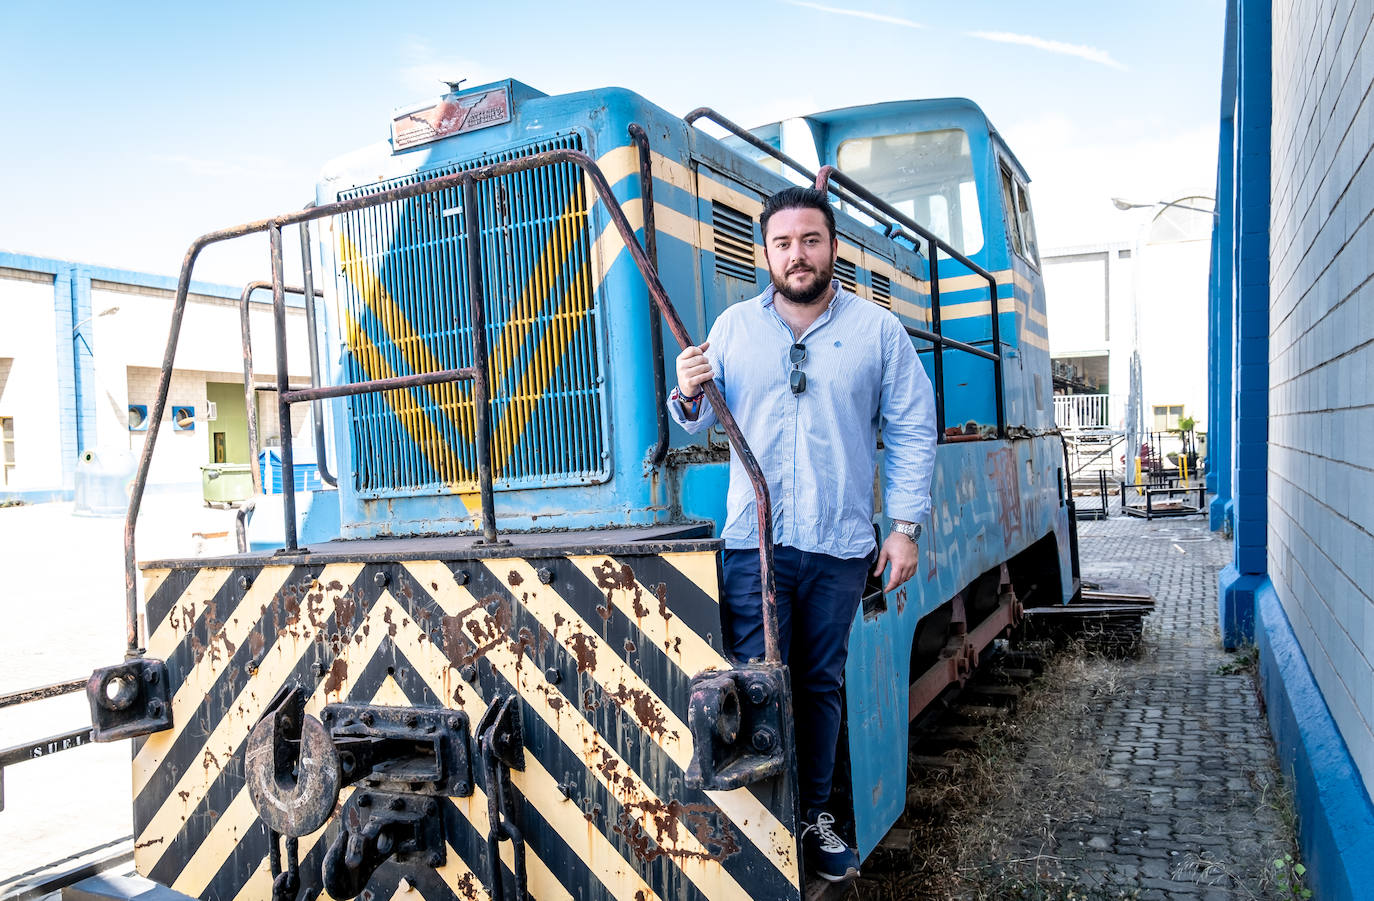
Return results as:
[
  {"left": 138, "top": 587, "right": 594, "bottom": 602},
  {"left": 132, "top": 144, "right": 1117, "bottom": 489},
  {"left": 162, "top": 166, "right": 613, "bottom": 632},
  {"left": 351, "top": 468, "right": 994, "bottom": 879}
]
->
[{"left": 734, "top": 99, "right": 1055, "bottom": 436}]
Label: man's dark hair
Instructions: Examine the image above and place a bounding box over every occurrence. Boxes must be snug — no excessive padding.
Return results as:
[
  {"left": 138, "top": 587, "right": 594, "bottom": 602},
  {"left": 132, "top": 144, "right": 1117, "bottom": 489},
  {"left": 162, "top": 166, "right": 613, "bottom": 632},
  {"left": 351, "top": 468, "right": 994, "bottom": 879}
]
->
[{"left": 761, "top": 187, "right": 836, "bottom": 241}]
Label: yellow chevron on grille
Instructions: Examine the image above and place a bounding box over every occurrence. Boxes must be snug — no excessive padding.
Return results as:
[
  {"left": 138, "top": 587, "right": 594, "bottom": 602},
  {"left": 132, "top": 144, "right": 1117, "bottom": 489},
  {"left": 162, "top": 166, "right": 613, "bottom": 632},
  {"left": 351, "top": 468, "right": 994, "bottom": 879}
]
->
[{"left": 336, "top": 278, "right": 475, "bottom": 490}]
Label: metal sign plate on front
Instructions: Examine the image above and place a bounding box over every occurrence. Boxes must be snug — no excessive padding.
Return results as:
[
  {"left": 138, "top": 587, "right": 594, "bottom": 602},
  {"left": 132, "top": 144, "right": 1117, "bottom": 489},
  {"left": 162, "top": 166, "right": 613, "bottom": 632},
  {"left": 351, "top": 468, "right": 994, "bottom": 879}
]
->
[{"left": 391, "top": 87, "right": 512, "bottom": 151}]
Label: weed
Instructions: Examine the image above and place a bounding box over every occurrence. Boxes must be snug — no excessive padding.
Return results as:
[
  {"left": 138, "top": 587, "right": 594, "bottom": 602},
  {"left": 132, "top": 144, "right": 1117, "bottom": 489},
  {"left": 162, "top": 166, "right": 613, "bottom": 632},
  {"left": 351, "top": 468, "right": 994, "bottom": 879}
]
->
[
  {"left": 0, "top": 498, "right": 25, "bottom": 508},
  {"left": 1271, "top": 853, "right": 1312, "bottom": 900},
  {"left": 1216, "top": 645, "right": 1259, "bottom": 676}
]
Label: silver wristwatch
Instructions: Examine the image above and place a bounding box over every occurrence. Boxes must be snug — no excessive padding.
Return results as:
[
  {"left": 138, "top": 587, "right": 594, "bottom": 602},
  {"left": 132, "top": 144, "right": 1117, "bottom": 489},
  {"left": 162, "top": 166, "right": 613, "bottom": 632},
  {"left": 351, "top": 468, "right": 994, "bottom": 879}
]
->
[{"left": 893, "top": 521, "right": 921, "bottom": 542}]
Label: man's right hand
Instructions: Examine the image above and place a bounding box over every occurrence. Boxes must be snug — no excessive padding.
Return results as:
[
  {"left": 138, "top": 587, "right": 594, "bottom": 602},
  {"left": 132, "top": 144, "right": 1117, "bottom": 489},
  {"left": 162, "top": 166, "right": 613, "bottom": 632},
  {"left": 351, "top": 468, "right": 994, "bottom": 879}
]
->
[{"left": 675, "top": 341, "right": 713, "bottom": 397}]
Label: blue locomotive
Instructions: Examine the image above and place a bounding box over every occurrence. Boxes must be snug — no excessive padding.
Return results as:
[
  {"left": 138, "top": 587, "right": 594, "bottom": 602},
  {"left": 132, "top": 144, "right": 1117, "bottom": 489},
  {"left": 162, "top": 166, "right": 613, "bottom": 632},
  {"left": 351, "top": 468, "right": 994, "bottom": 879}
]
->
[{"left": 81, "top": 78, "right": 1076, "bottom": 901}]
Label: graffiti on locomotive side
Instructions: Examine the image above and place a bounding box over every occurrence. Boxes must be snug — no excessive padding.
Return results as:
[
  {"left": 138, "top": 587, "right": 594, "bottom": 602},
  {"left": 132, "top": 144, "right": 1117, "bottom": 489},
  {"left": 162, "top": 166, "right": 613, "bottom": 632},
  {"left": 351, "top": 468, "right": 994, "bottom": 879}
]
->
[{"left": 989, "top": 445, "right": 1023, "bottom": 545}]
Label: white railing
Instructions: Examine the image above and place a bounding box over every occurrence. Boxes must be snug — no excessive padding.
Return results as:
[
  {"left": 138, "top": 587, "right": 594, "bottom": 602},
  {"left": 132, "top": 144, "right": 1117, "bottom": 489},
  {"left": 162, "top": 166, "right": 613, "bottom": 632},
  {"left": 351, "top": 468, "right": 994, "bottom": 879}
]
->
[{"left": 1054, "top": 394, "right": 1110, "bottom": 430}]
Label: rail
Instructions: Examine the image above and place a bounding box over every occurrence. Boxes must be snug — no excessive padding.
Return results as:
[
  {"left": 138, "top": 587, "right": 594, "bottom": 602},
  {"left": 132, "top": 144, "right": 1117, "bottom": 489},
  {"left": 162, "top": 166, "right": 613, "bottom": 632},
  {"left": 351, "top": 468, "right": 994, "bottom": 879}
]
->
[
  {"left": 121, "top": 146, "right": 785, "bottom": 664},
  {"left": 237, "top": 280, "right": 327, "bottom": 497},
  {"left": 684, "top": 107, "right": 1007, "bottom": 441}
]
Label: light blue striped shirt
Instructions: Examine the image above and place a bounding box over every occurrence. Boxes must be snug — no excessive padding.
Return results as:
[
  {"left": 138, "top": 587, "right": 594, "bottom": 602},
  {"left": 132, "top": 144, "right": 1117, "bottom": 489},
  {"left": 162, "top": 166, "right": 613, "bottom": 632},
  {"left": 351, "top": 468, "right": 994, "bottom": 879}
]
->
[{"left": 669, "top": 281, "right": 936, "bottom": 558}]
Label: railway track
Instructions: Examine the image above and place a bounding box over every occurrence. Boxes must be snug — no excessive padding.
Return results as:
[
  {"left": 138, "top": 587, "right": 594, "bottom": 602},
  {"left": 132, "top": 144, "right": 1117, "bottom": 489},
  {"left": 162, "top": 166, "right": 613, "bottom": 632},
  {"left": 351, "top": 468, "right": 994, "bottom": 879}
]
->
[{"left": 806, "top": 646, "right": 1050, "bottom": 901}]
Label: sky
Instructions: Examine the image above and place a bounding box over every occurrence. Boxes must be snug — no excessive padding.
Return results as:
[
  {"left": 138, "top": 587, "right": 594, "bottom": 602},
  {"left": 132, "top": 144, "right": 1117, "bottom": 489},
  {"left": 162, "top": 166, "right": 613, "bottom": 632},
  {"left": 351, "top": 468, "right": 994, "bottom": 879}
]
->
[{"left": 0, "top": 1, "right": 1226, "bottom": 286}]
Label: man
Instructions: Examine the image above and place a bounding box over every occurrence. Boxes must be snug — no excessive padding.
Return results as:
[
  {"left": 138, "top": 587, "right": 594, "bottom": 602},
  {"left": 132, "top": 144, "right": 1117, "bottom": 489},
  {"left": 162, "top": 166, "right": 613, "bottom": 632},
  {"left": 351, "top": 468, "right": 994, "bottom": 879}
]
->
[{"left": 668, "top": 186, "right": 936, "bottom": 882}]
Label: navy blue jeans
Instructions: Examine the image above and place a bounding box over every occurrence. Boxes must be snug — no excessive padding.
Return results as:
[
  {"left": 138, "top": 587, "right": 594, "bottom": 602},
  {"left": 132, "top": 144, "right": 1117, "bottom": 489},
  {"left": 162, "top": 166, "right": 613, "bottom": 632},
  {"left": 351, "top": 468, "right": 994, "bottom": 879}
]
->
[{"left": 722, "top": 545, "right": 870, "bottom": 817}]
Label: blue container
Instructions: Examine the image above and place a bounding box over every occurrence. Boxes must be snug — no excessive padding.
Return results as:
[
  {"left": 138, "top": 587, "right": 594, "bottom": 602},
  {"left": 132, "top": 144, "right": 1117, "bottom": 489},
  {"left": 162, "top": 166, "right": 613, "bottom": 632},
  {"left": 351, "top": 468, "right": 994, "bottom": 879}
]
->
[{"left": 257, "top": 447, "right": 323, "bottom": 494}]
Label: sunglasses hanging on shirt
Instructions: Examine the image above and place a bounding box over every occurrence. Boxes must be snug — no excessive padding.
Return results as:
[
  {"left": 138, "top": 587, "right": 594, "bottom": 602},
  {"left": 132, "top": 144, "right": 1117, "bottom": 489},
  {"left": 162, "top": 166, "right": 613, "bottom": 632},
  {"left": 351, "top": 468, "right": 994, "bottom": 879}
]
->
[{"left": 789, "top": 342, "right": 807, "bottom": 395}]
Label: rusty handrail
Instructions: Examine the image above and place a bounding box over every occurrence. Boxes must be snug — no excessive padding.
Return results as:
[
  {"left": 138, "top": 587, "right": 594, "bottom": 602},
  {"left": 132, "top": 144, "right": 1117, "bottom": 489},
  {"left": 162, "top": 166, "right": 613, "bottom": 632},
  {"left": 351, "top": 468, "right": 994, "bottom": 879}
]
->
[
  {"left": 629, "top": 124, "right": 670, "bottom": 467},
  {"left": 684, "top": 107, "right": 921, "bottom": 248},
  {"left": 0, "top": 678, "right": 87, "bottom": 710},
  {"left": 815, "top": 164, "right": 1006, "bottom": 440},
  {"left": 238, "top": 281, "right": 322, "bottom": 497},
  {"left": 124, "top": 147, "right": 783, "bottom": 664},
  {"left": 684, "top": 106, "right": 1007, "bottom": 441}
]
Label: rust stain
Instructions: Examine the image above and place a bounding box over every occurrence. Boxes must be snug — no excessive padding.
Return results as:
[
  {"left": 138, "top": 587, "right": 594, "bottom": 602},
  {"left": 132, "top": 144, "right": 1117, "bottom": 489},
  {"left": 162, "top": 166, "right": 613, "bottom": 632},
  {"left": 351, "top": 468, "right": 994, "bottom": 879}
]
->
[
  {"left": 568, "top": 632, "right": 598, "bottom": 673},
  {"left": 624, "top": 638, "right": 637, "bottom": 655},
  {"left": 333, "top": 593, "right": 356, "bottom": 632},
  {"left": 615, "top": 799, "right": 741, "bottom": 863},
  {"left": 202, "top": 749, "right": 219, "bottom": 773},
  {"left": 455, "top": 872, "right": 481, "bottom": 901},
  {"left": 592, "top": 558, "right": 655, "bottom": 620},
  {"left": 606, "top": 683, "right": 669, "bottom": 737},
  {"left": 323, "top": 658, "right": 348, "bottom": 695},
  {"left": 248, "top": 630, "right": 264, "bottom": 661},
  {"left": 654, "top": 583, "right": 673, "bottom": 622},
  {"left": 507, "top": 570, "right": 524, "bottom": 587},
  {"left": 382, "top": 607, "right": 398, "bottom": 638},
  {"left": 440, "top": 616, "right": 477, "bottom": 668},
  {"left": 134, "top": 837, "right": 165, "bottom": 849}
]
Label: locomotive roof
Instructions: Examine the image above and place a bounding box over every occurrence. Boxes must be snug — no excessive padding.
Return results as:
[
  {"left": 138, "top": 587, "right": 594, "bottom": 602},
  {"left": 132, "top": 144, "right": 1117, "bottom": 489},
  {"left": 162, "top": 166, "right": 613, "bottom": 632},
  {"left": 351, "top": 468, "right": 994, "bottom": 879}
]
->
[{"left": 774, "top": 97, "right": 1033, "bottom": 185}]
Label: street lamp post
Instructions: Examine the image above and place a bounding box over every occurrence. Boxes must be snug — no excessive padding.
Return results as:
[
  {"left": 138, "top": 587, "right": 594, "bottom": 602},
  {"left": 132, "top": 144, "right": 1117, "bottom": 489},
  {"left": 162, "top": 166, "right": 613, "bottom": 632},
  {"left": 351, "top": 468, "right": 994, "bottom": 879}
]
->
[{"left": 1110, "top": 196, "right": 1217, "bottom": 486}]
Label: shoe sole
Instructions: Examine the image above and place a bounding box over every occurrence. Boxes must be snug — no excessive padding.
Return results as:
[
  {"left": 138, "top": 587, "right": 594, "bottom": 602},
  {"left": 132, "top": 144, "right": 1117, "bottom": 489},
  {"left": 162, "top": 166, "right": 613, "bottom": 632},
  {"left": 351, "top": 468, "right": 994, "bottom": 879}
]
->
[{"left": 816, "top": 868, "right": 860, "bottom": 883}]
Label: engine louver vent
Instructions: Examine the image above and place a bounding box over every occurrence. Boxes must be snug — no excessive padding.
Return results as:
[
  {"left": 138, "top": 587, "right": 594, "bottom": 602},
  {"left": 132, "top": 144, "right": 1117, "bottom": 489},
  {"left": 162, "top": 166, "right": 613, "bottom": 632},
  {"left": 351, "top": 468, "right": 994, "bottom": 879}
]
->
[
  {"left": 871, "top": 272, "right": 892, "bottom": 308},
  {"left": 835, "top": 257, "right": 858, "bottom": 292},
  {"left": 711, "top": 202, "right": 757, "bottom": 281}
]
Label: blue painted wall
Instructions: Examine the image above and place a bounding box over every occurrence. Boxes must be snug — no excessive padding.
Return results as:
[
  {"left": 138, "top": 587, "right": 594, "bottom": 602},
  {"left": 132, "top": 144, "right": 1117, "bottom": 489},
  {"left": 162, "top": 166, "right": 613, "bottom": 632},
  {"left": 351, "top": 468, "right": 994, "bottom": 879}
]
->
[
  {"left": 1207, "top": 1, "right": 1374, "bottom": 897},
  {"left": 1215, "top": 0, "right": 1270, "bottom": 649}
]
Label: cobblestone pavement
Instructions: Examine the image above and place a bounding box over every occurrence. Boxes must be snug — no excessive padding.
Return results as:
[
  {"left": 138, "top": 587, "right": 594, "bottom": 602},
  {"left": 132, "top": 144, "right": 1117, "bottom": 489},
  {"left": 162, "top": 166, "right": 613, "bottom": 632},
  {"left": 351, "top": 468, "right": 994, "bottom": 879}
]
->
[{"left": 1023, "top": 510, "right": 1297, "bottom": 899}]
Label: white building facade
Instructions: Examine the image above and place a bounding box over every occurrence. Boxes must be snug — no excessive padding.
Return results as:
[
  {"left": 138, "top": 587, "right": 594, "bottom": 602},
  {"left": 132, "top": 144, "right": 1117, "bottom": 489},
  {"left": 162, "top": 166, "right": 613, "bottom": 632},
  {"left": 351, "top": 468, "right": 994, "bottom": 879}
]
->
[{"left": 0, "top": 252, "right": 312, "bottom": 501}]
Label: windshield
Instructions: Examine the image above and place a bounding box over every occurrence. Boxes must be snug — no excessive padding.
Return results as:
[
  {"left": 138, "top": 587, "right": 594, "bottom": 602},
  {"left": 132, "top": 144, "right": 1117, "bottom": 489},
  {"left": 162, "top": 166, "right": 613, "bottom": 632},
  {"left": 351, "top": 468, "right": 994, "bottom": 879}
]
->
[{"left": 837, "top": 128, "right": 984, "bottom": 256}]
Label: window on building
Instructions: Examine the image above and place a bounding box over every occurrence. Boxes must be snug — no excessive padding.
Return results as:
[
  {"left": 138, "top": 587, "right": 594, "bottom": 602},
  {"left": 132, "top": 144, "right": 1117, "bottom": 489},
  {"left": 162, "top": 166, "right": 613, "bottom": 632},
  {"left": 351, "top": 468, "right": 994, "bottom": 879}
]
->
[
  {"left": 1153, "top": 404, "right": 1185, "bottom": 431},
  {"left": 1, "top": 417, "right": 14, "bottom": 486}
]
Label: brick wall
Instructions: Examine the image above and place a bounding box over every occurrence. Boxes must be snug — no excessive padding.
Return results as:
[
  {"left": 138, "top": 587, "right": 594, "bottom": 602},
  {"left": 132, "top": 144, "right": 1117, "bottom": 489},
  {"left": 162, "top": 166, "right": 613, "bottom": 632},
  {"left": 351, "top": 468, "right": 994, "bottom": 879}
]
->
[{"left": 1268, "top": 0, "right": 1374, "bottom": 799}]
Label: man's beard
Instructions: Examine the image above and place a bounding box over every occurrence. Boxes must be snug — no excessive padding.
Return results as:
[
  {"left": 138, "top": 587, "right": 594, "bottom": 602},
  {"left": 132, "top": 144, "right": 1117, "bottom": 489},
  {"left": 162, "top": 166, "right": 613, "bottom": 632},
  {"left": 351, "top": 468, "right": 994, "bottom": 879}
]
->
[{"left": 770, "top": 260, "right": 834, "bottom": 305}]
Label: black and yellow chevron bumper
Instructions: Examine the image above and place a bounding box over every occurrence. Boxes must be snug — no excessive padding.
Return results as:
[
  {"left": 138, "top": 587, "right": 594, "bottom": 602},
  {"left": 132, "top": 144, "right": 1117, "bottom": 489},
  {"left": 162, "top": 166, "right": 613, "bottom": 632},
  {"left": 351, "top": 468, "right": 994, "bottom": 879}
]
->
[{"left": 131, "top": 542, "right": 802, "bottom": 901}]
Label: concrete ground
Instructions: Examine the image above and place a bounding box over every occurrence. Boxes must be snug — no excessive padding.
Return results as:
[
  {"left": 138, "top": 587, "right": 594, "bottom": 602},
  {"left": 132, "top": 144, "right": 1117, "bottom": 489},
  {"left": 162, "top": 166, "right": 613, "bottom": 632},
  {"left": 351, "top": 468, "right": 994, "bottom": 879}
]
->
[{"left": 0, "top": 493, "right": 238, "bottom": 883}]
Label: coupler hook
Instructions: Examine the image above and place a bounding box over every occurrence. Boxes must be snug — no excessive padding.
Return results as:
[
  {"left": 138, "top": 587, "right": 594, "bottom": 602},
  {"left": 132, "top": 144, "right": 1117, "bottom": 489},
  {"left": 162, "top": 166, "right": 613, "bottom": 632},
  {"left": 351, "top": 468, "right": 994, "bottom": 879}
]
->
[{"left": 477, "top": 695, "right": 527, "bottom": 901}]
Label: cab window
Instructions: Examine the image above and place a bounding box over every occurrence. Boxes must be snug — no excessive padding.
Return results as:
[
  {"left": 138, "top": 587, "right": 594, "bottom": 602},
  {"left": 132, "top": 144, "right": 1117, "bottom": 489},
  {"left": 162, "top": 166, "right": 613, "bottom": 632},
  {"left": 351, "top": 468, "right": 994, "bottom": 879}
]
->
[
  {"left": 1000, "top": 162, "right": 1041, "bottom": 268},
  {"left": 837, "top": 128, "right": 984, "bottom": 256}
]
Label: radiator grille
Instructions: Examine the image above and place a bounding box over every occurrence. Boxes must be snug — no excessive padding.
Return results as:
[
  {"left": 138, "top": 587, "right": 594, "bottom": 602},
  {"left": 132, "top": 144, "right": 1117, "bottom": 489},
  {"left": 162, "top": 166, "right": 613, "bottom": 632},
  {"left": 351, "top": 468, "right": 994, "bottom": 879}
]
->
[
  {"left": 711, "top": 201, "right": 757, "bottom": 281},
  {"left": 870, "top": 272, "right": 892, "bottom": 308},
  {"left": 834, "top": 257, "right": 858, "bottom": 292},
  {"left": 334, "top": 133, "right": 606, "bottom": 495}
]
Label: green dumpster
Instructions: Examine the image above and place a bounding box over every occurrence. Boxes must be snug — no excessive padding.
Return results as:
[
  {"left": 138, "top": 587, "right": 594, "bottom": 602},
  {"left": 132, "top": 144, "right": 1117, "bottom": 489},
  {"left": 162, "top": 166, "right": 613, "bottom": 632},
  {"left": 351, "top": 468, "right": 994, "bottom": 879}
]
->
[{"left": 201, "top": 463, "right": 254, "bottom": 506}]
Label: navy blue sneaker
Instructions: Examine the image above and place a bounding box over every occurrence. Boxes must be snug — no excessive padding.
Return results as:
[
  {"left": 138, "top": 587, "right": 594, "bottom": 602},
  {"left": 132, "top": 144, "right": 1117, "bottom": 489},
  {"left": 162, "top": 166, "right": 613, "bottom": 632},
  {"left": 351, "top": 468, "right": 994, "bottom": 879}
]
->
[{"left": 801, "top": 812, "right": 860, "bottom": 883}]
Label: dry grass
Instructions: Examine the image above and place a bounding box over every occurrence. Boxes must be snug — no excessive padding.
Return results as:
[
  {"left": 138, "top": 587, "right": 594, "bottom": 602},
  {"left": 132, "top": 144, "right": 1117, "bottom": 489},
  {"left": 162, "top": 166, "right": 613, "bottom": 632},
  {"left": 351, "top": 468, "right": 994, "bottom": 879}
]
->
[{"left": 844, "top": 641, "right": 1145, "bottom": 900}]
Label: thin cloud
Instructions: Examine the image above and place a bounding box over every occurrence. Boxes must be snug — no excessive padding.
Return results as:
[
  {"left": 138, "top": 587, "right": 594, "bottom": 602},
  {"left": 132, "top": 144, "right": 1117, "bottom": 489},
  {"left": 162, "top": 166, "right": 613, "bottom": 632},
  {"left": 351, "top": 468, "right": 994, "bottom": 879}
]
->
[
  {"left": 784, "top": 1, "right": 923, "bottom": 29},
  {"left": 968, "top": 30, "right": 1126, "bottom": 70}
]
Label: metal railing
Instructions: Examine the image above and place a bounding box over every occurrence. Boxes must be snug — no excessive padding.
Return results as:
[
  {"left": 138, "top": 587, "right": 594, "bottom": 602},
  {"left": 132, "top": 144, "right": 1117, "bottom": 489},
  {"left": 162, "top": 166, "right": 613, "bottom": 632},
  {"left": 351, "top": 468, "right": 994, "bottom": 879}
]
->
[
  {"left": 237, "top": 280, "right": 328, "bottom": 497},
  {"left": 121, "top": 145, "right": 787, "bottom": 664},
  {"left": 1054, "top": 394, "right": 1110, "bottom": 430},
  {"left": 685, "top": 107, "right": 1007, "bottom": 441}
]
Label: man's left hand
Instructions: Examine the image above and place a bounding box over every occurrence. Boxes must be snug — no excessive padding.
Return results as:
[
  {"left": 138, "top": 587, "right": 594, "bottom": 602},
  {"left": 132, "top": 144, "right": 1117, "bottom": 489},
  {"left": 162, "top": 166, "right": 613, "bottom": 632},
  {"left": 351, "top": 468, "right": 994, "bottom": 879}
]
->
[{"left": 873, "top": 530, "right": 919, "bottom": 593}]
